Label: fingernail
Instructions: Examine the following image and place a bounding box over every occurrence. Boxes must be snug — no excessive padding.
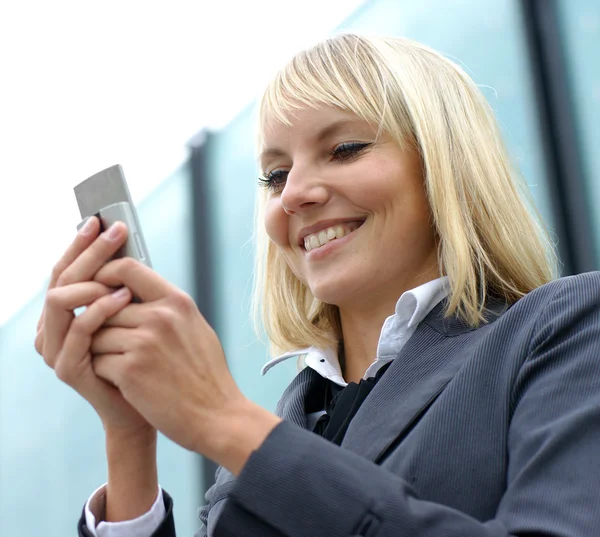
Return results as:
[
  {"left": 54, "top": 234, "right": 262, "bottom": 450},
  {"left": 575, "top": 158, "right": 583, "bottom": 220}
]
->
[
  {"left": 80, "top": 217, "right": 95, "bottom": 235},
  {"left": 106, "top": 223, "right": 122, "bottom": 241},
  {"left": 112, "top": 287, "right": 130, "bottom": 300}
]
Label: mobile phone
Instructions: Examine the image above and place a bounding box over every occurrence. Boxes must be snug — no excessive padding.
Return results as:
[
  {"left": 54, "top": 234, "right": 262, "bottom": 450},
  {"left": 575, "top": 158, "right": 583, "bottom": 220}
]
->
[{"left": 74, "top": 164, "right": 152, "bottom": 267}]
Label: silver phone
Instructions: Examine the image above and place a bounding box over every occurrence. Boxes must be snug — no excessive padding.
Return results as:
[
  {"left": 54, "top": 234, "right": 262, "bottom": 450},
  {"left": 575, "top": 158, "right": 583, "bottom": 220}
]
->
[{"left": 74, "top": 164, "right": 152, "bottom": 267}]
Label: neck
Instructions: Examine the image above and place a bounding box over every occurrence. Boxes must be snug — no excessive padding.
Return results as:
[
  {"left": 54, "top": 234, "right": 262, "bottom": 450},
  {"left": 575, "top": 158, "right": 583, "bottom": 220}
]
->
[
  {"left": 339, "top": 302, "right": 394, "bottom": 384},
  {"left": 338, "top": 269, "right": 440, "bottom": 384}
]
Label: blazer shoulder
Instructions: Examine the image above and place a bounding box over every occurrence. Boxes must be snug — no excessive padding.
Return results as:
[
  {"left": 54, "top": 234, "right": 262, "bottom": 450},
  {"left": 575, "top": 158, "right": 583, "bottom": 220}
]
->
[
  {"left": 503, "top": 272, "right": 600, "bottom": 355},
  {"left": 515, "top": 271, "right": 600, "bottom": 311},
  {"left": 431, "top": 272, "right": 600, "bottom": 342}
]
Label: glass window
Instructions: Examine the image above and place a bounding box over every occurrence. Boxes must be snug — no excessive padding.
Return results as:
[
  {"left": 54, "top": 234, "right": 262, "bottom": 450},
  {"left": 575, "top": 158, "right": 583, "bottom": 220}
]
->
[{"left": 556, "top": 0, "right": 600, "bottom": 264}]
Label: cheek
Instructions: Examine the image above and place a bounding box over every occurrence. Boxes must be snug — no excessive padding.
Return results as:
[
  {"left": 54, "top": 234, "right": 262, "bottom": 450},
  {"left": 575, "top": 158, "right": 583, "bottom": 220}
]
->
[
  {"left": 359, "top": 160, "right": 432, "bottom": 234},
  {"left": 263, "top": 201, "right": 306, "bottom": 284},
  {"left": 264, "top": 199, "right": 289, "bottom": 248}
]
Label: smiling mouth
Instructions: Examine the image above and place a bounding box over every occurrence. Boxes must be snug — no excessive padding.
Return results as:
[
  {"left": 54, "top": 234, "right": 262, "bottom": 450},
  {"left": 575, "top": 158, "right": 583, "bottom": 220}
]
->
[{"left": 302, "top": 220, "right": 365, "bottom": 252}]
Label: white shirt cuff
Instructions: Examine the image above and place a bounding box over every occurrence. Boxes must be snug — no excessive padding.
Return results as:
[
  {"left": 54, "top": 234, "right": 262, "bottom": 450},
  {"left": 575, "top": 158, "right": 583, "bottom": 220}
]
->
[{"left": 84, "top": 483, "right": 166, "bottom": 537}]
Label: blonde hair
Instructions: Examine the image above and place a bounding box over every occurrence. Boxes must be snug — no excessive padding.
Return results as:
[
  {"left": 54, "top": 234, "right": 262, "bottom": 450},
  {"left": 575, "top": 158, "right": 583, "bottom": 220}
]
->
[{"left": 252, "top": 34, "right": 558, "bottom": 356}]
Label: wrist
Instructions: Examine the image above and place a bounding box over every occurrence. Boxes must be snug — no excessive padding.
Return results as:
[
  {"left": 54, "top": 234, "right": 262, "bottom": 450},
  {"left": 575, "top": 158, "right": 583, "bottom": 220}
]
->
[
  {"left": 106, "top": 424, "right": 157, "bottom": 478},
  {"left": 204, "top": 398, "right": 282, "bottom": 475},
  {"left": 104, "top": 421, "right": 156, "bottom": 442},
  {"left": 105, "top": 425, "right": 158, "bottom": 522}
]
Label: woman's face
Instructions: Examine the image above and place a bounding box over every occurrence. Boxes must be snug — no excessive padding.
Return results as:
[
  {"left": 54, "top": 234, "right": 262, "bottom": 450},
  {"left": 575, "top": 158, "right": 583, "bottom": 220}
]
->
[{"left": 261, "top": 105, "right": 439, "bottom": 309}]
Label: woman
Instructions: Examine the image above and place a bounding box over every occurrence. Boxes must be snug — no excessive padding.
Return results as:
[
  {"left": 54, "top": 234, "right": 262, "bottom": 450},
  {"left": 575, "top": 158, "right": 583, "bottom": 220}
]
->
[{"left": 36, "top": 34, "right": 600, "bottom": 536}]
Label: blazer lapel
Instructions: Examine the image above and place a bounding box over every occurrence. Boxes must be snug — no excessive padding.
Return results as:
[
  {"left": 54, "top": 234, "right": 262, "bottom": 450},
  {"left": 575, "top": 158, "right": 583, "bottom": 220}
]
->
[
  {"left": 275, "top": 366, "right": 322, "bottom": 429},
  {"left": 341, "top": 301, "right": 480, "bottom": 463},
  {"left": 273, "top": 299, "right": 507, "bottom": 461}
]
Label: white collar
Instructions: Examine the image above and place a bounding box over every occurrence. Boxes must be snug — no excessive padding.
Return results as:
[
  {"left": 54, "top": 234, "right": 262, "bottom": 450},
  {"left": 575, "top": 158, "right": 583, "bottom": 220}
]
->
[{"left": 261, "top": 276, "right": 449, "bottom": 385}]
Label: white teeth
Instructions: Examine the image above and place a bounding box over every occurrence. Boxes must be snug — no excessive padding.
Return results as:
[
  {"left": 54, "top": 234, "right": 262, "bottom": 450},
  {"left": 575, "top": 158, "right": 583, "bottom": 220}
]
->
[{"left": 303, "top": 221, "right": 363, "bottom": 252}]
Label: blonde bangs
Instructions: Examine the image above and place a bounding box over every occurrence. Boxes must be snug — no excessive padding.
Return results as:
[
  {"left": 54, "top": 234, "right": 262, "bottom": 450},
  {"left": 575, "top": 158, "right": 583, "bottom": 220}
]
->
[{"left": 256, "top": 35, "right": 415, "bottom": 151}]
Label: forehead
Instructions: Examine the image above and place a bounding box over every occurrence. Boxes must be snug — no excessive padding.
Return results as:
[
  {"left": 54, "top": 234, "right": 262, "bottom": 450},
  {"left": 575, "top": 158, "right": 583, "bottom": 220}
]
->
[{"left": 259, "top": 106, "right": 377, "bottom": 161}]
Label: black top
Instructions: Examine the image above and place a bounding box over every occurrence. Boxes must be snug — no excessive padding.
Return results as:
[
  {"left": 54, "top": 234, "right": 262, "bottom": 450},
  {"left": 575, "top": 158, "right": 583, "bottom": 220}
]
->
[{"left": 305, "top": 361, "right": 393, "bottom": 445}]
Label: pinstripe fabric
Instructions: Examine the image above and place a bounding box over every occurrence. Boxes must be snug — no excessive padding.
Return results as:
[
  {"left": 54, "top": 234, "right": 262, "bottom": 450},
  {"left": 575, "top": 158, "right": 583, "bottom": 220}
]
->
[
  {"left": 193, "top": 368, "right": 317, "bottom": 536},
  {"left": 213, "top": 273, "right": 600, "bottom": 536},
  {"left": 78, "top": 272, "right": 600, "bottom": 536}
]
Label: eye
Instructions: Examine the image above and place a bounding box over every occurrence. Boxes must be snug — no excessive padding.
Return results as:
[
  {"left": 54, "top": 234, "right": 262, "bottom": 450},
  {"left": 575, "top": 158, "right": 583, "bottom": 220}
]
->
[
  {"left": 329, "top": 142, "right": 372, "bottom": 161},
  {"left": 257, "top": 142, "right": 372, "bottom": 192},
  {"left": 258, "top": 169, "right": 288, "bottom": 193}
]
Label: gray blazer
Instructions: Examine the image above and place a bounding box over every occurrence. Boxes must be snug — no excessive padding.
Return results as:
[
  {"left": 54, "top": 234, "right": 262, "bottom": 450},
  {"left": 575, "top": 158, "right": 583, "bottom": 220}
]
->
[{"left": 78, "top": 272, "right": 600, "bottom": 536}]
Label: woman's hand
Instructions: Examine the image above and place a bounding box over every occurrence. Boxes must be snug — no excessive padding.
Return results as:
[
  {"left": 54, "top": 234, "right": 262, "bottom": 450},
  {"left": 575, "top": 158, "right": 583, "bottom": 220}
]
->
[
  {"left": 89, "top": 257, "right": 281, "bottom": 470},
  {"left": 35, "top": 217, "right": 153, "bottom": 435}
]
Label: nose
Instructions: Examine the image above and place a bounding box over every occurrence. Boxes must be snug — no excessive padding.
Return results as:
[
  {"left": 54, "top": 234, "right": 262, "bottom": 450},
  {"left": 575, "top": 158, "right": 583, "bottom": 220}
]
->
[{"left": 280, "top": 166, "right": 330, "bottom": 215}]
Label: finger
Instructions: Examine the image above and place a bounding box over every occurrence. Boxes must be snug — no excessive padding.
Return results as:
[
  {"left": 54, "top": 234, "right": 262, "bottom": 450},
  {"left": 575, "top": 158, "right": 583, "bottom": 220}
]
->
[
  {"left": 92, "top": 353, "right": 127, "bottom": 389},
  {"left": 46, "top": 281, "right": 116, "bottom": 312},
  {"left": 41, "top": 282, "right": 117, "bottom": 360},
  {"left": 50, "top": 217, "right": 101, "bottom": 289},
  {"left": 94, "top": 257, "right": 177, "bottom": 302},
  {"left": 37, "top": 217, "right": 101, "bottom": 332},
  {"left": 102, "top": 302, "right": 147, "bottom": 328},
  {"left": 35, "top": 327, "right": 45, "bottom": 356},
  {"left": 56, "top": 288, "right": 133, "bottom": 378},
  {"left": 90, "top": 326, "right": 136, "bottom": 354},
  {"left": 55, "top": 221, "right": 129, "bottom": 288}
]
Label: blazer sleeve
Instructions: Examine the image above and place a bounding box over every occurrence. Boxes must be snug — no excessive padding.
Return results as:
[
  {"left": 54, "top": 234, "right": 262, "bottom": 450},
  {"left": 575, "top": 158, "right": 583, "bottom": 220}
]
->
[
  {"left": 196, "top": 466, "right": 236, "bottom": 536},
  {"left": 77, "top": 491, "right": 176, "bottom": 537},
  {"left": 213, "top": 274, "right": 600, "bottom": 537}
]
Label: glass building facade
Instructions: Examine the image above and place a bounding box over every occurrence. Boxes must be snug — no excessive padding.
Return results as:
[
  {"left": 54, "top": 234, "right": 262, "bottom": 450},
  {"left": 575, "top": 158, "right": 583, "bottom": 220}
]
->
[
  {"left": 556, "top": 0, "right": 600, "bottom": 259},
  {"left": 1, "top": 0, "right": 598, "bottom": 535}
]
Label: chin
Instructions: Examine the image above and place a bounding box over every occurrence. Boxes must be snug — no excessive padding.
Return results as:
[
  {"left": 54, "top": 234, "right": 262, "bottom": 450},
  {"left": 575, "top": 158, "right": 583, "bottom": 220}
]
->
[{"left": 308, "top": 279, "right": 360, "bottom": 308}]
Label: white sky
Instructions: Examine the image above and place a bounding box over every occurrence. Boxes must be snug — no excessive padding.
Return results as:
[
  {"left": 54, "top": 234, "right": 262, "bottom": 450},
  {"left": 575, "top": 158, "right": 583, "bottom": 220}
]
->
[{"left": 0, "top": 0, "right": 366, "bottom": 326}]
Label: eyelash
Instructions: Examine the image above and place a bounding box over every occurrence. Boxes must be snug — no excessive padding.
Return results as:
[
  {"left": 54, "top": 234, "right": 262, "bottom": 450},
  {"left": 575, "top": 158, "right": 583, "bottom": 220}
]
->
[{"left": 258, "top": 142, "right": 372, "bottom": 192}]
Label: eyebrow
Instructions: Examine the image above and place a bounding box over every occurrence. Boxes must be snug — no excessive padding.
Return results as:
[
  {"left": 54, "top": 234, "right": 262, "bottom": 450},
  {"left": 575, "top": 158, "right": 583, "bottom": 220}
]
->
[{"left": 258, "top": 118, "right": 372, "bottom": 166}]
